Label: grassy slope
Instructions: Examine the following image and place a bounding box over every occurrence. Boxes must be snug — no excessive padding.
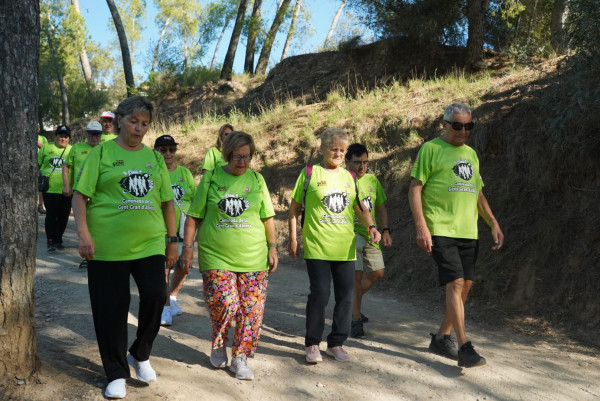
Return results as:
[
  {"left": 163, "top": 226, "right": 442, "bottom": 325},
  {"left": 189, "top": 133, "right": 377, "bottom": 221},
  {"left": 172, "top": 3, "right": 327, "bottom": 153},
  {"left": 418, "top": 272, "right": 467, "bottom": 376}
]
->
[{"left": 147, "top": 59, "right": 600, "bottom": 341}]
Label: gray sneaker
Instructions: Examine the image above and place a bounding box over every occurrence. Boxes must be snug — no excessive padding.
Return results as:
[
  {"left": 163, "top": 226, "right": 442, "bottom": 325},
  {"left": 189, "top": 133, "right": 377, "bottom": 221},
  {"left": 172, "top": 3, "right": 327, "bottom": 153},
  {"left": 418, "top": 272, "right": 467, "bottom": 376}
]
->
[
  {"left": 210, "top": 346, "right": 228, "bottom": 368},
  {"left": 305, "top": 345, "right": 322, "bottom": 363},
  {"left": 229, "top": 354, "right": 254, "bottom": 380},
  {"left": 326, "top": 346, "right": 350, "bottom": 362},
  {"left": 429, "top": 332, "right": 458, "bottom": 360}
]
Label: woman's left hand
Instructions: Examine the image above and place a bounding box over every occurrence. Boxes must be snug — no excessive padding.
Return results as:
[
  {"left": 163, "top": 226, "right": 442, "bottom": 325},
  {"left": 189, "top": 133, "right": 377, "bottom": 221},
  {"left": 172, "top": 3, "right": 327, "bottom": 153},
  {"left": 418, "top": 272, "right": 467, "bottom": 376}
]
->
[
  {"left": 268, "top": 246, "right": 278, "bottom": 273},
  {"left": 165, "top": 242, "right": 178, "bottom": 270}
]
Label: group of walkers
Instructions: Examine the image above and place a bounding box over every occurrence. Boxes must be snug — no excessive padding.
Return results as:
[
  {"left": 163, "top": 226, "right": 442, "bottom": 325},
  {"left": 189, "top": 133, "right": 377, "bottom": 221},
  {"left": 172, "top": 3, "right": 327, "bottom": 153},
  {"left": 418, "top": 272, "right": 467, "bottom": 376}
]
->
[{"left": 38, "top": 97, "right": 504, "bottom": 399}]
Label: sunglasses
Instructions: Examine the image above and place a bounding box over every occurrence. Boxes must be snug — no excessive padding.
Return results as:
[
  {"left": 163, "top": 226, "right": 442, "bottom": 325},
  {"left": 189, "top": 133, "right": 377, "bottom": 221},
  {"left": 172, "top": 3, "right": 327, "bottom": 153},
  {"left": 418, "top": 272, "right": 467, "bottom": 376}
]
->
[
  {"left": 445, "top": 120, "right": 475, "bottom": 131},
  {"left": 231, "top": 154, "right": 252, "bottom": 162},
  {"left": 158, "top": 146, "right": 177, "bottom": 153}
]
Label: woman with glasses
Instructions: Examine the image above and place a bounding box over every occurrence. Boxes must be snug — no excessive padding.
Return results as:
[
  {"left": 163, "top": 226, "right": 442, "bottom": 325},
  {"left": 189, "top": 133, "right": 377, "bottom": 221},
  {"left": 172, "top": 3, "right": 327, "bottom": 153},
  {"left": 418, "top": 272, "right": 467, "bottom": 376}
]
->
[
  {"left": 201, "top": 123, "right": 234, "bottom": 174},
  {"left": 181, "top": 131, "right": 278, "bottom": 381},
  {"left": 153, "top": 135, "right": 196, "bottom": 327}
]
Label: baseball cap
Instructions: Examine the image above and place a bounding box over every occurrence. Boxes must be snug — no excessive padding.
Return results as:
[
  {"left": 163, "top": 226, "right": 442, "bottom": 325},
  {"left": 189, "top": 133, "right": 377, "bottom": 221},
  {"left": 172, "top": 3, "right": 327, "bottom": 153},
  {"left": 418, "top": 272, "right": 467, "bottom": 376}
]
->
[
  {"left": 55, "top": 125, "right": 71, "bottom": 136},
  {"left": 100, "top": 111, "right": 115, "bottom": 119},
  {"left": 154, "top": 135, "right": 178, "bottom": 147},
  {"left": 86, "top": 121, "right": 103, "bottom": 134}
]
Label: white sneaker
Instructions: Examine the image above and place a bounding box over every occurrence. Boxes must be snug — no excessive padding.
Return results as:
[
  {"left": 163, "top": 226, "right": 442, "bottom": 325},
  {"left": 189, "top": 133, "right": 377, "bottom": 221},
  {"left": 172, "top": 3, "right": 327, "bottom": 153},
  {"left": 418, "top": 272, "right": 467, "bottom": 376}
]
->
[
  {"left": 210, "top": 346, "right": 228, "bottom": 368},
  {"left": 229, "top": 354, "right": 254, "bottom": 380},
  {"left": 160, "top": 306, "right": 172, "bottom": 326},
  {"left": 127, "top": 354, "right": 157, "bottom": 382},
  {"left": 169, "top": 296, "right": 182, "bottom": 316},
  {"left": 105, "top": 378, "right": 126, "bottom": 399}
]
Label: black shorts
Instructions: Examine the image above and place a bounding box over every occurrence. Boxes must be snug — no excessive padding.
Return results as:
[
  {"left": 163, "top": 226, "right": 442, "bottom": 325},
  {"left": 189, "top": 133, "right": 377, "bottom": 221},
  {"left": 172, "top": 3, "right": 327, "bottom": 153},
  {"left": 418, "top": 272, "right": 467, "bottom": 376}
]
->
[{"left": 431, "top": 236, "right": 479, "bottom": 286}]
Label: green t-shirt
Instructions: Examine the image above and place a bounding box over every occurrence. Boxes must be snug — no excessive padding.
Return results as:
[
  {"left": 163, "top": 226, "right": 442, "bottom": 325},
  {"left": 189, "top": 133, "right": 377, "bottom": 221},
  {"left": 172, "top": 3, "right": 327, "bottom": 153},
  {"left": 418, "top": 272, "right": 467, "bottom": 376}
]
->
[
  {"left": 410, "top": 137, "right": 484, "bottom": 239},
  {"left": 290, "top": 164, "right": 358, "bottom": 261},
  {"left": 169, "top": 165, "right": 196, "bottom": 232},
  {"left": 201, "top": 146, "right": 227, "bottom": 171},
  {"left": 100, "top": 133, "right": 118, "bottom": 143},
  {"left": 353, "top": 173, "right": 387, "bottom": 249},
  {"left": 38, "top": 135, "right": 48, "bottom": 149},
  {"left": 65, "top": 142, "right": 95, "bottom": 188},
  {"left": 187, "top": 167, "right": 275, "bottom": 273},
  {"left": 38, "top": 142, "right": 71, "bottom": 194},
  {"left": 74, "top": 141, "right": 174, "bottom": 261}
]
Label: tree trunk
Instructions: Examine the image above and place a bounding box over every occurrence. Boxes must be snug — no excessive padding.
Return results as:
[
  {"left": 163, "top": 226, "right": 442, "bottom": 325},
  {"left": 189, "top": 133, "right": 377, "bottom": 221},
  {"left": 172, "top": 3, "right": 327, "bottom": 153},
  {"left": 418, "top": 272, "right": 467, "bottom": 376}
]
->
[
  {"left": 281, "top": 0, "right": 303, "bottom": 61},
  {"left": 244, "top": 0, "right": 263, "bottom": 74},
  {"left": 47, "top": 24, "right": 70, "bottom": 125},
  {"left": 106, "top": 0, "right": 135, "bottom": 96},
  {"left": 221, "top": 0, "right": 250, "bottom": 80},
  {"left": 525, "top": 0, "right": 539, "bottom": 47},
  {"left": 550, "top": 0, "right": 569, "bottom": 55},
  {"left": 71, "top": 0, "right": 93, "bottom": 89},
  {"left": 0, "top": 0, "right": 41, "bottom": 386},
  {"left": 210, "top": 17, "right": 231, "bottom": 70},
  {"left": 466, "top": 0, "right": 490, "bottom": 68},
  {"left": 323, "top": 0, "right": 346, "bottom": 48},
  {"left": 254, "top": 0, "right": 292, "bottom": 76},
  {"left": 152, "top": 17, "right": 171, "bottom": 73}
]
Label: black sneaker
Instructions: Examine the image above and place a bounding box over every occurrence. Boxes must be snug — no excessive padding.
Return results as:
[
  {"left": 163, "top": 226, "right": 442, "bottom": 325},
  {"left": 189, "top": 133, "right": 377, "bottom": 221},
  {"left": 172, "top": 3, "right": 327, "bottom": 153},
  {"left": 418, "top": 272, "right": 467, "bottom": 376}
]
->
[
  {"left": 56, "top": 243, "right": 65, "bottom": 251},
  {"left": 47, "top": 241, "right": 56, "bottom": 252},
  {"left": 37, "top": 205, "right": 46, "bottom": 214},
  {"left": 458, "top": 341, "right": 486, "bottom": 368},
  {"left": 360, "top": 313, "right": 369, "bottom": 323},
  {"left": 429, "top": 333, "right": 458, "bottom": 360},
  {"left": 351, "top": 320, "right": 365, "bottom": 338}
]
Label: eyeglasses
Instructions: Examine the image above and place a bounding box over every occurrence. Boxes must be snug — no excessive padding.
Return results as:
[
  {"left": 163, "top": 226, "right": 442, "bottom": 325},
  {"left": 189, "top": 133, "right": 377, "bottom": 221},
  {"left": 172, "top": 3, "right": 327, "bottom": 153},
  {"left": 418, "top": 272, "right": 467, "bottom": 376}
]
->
[
  {"left": 445, "top": 120, "right": 475, "bottom": 131},
  {"left": 231, "top": 154, "right": 252, "bottom": 162},
  {"left": 158, "top": 147, "right": 177, "bottom": 154}
]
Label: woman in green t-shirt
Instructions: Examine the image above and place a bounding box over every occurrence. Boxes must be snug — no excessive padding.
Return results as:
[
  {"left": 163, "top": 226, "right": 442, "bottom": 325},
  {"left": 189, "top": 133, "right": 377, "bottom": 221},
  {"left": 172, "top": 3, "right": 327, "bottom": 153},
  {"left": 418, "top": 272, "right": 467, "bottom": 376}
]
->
[
  {"left": 72, "top": 96, "right": 178, "bottom": 399},
  {"left": 288, "top": 127, "right": 381, "bottom": 364},
  {"left": 181, "top": 131, "right": 278, "bottom": 381},
  {"left": 200, "top": 123, "right": 234, "bottom": 174}
]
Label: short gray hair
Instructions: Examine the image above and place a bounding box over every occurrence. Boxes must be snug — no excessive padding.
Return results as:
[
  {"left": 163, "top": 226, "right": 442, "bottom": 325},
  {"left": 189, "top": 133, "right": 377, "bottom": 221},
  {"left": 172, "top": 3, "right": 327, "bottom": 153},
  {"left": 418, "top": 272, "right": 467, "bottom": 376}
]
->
[
  {"left": 320, "top": 127, "right": 349, "bottom": 151},
  {"left": 114, "top": 96, "right": 154, "bottom": 127},
  {"left": 222, "top": 131, "right": 255, "bottom": 162},
  {"left": 443, "top": 102, "right": 471, "bottom": 121}
]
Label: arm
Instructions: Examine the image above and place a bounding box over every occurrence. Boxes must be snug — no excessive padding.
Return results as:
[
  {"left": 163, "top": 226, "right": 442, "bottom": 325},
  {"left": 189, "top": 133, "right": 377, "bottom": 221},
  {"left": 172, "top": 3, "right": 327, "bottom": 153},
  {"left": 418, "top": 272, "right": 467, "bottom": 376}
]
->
[
  {"left": 62, "top": 164, "right": 72, "bottom": 197},
  {"left": 161, "top": 200, "right": 179, "bottom": 269},
  {"left": 375, "top": 203, "right": 392, "bottom": 247},
  {"left": 408, "top": 178, "right": 432, "bottom": 252},
  {"left": 263, "top": 217, "right": 278, "bottom": 273},
  {"left": 288, "top": 199, "right": 301, "bottom": 257},
  {"left": 353, "top": 203, "right": 381, "bottom": 244},
  {"left": 180, "top": 215, "right": 201, "bottom": 274},
  {"left": 72, "top": 191, "right": 94, "bottom": 260},
  {"left": 478, "top": 190, "right": 504, "bottom": 250}
]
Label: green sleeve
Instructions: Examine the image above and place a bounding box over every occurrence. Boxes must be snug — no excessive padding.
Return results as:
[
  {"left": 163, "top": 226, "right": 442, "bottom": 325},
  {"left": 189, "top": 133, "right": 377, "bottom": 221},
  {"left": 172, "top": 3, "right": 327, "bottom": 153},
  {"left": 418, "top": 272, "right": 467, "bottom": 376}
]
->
[
  {"left": 187, "top": 170, "right": 212, "bottom": 219},
  {"left": 74, "top": 146, "right": 101, "bottom": 198},
  {"left": 257, "top": 172, "right": 275, "bottom": 219},
  {"left": 374, "top": 176, "right": 387, "bottom": 207},
  {"left": 290, "top": 167, "right": 307, "bottom": 203}
]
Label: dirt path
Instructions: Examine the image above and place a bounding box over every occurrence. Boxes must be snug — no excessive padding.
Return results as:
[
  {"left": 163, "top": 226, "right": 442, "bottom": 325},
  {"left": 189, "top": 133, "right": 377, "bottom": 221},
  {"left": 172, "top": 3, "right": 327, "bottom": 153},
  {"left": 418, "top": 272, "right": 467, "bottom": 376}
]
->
[{"left": 7, "top": 215, "right": 600, "bottom": 400}]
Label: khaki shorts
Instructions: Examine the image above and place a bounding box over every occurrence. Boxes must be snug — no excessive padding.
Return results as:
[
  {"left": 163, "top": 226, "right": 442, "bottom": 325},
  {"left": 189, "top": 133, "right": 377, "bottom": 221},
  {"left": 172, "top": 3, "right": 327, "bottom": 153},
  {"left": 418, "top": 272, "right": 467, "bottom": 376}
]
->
[{"left": 355, "top": 233, "right": 385, "bottom": 273}]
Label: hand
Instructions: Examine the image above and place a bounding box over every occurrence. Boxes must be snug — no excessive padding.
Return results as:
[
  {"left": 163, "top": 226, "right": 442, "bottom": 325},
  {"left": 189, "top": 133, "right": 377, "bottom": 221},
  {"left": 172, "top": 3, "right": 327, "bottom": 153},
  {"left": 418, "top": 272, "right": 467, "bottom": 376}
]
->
[
  {"left": 180, "top": 247, "right": 193, "bottom": 275},
  {"left": 382, "top": 230, "right": 393, "bottom": 247},
  {"left": 268, "top": 246, "right": 278, "bottom": 273},
  {"left": 416, "top": 225, "right": 432, "bottom": 252},
  {"left": 491, "top": 224, "right": 504, "bottom": 251},
  {"left": 289, "top": 238, "right": 298, "bottom": 258},
  {"left": 369, "top": 228, "right": 381, "bottom": 244},
  {"left": 78, "top": 231, "right": 95, "bottom": 261},
  {"left": 165, "top": 242, "right": 178, "bottom": 269},
  {"left": 62, "top": 186, "right": 72, "bottom": 197}
]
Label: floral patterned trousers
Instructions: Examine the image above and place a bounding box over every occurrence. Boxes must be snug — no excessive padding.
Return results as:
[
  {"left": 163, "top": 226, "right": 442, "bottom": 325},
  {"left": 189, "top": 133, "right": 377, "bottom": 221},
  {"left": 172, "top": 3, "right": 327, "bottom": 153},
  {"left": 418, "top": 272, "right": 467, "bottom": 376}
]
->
[{"left": 202, "top": 269, "right": 269, "bottom": 358}]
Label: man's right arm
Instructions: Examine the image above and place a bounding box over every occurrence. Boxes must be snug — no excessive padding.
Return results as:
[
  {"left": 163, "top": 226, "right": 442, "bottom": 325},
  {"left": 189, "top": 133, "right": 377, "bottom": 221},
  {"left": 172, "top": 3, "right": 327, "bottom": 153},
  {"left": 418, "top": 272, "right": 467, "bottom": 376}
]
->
[{"left": 408, "top": 179, "right": 432, "bottom": 252}]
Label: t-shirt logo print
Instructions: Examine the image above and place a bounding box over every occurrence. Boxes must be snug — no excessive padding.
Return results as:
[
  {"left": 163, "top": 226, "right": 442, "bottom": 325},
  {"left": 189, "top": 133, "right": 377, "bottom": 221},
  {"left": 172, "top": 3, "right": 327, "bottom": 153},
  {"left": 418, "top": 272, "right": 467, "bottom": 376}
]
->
[
  {"left": 218, "top": 194, "right": 250, "bottom": 217},
  {"left": 119, "top": 169, "right": 154, "bottom": 197},
  {"left": 453, "top": 158, "right": 474, "bottom": 181},
  {"left": 362, "top": 196, "right": 373, "bottom": 212},
  {"left": 49, "top": 156, "right": 64, "bottom": 169},
  {"left": 321, "top": 191, "right": 350, "bottom": 214},
  {"left": 172, "top": 184, "right": 185, "bottom": 201}
]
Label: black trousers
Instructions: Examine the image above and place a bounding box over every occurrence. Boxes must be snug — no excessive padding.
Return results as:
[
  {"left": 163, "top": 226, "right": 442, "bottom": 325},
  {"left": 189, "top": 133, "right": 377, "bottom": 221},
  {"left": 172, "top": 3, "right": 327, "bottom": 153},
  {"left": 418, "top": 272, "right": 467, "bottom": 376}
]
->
[
  {"left": 42, "top": 192, "right": 71, "bottom": 244},
  {"left": 88, "top": 255, "right": 166, "bottom": 382},
  {"left": 305, "top": 259, "right": 355, "bottom": 348}
]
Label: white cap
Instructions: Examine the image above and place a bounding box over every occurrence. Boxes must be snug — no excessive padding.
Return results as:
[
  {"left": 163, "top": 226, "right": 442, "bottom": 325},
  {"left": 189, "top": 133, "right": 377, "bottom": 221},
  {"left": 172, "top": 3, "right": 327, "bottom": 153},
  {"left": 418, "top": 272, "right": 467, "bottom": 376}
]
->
[
  {"left": 100, "top": 111, "right": 115, "bottom": 119},
  {"left": 86, "top": 121, "right": 103, "bottom": 133}
]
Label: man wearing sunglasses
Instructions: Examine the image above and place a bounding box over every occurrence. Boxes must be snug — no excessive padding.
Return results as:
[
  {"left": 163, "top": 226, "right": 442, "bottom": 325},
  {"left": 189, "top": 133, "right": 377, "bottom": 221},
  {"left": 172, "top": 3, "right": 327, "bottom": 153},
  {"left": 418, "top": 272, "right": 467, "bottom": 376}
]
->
[{"left": 408, "top": 102, "right": 504, "bottom": 368}]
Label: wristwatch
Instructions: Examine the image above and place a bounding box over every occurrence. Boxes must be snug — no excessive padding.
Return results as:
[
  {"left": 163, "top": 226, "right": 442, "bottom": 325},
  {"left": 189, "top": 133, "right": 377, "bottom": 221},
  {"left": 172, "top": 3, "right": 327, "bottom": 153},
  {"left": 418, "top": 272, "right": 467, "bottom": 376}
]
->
[
  {"left": 182, "top": 243, "right": 193, "bottom": 249},
  {"left": 368, "top": 225, "right": 378, "bottom": 232},
  {"left": 166, "top": 236, "right": 178, "bottom": 243}
]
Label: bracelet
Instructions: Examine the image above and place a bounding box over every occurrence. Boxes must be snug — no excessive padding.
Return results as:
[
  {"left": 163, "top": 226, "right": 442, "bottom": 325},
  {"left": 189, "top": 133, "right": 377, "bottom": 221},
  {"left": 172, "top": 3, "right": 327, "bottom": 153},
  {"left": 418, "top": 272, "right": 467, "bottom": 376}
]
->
[
  {"left": 269, "top": 243, "right": 277, "bottom": 249},
  {"left": 368, "top": 225, "right": 378, "bottom": 232},
  {"left": 381, "top": 227, "right": 391, "bottom": 233},
  {"left": 182, "top": 243, "right": 193, "bottom": 249}
]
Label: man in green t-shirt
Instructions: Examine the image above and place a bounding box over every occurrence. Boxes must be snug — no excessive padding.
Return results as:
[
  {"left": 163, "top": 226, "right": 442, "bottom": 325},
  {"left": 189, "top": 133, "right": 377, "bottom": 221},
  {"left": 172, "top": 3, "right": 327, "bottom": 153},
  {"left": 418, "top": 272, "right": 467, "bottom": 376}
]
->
[
  {"left": 345, "top": 143, "right": 392, "bottom": 339},
  {"left": 408, "top": 102, "right": 504, "bottom": 368}
]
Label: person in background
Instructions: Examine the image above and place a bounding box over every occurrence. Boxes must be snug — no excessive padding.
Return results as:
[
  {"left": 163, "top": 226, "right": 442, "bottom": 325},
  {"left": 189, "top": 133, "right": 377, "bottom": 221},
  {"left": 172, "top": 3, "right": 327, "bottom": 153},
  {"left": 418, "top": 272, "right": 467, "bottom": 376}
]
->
[
  {"left": 63, "top": 120, "right": 103, "bottom": 268},
  {"left": 408, "top": 102, "right": 504, "bottom": 368},
  {"left": 38, "top": 125, "right": 72, "bottom": 251},
  {"left": 37, "top": 126, "right": 48, "bottom": 214},
  {"left": 153, "top": 134, "right": 196, "bottom": 327},
  {"left": 288, "top": 127, "right": 381, "bottom": 364},
  {"left": 344, "top": 143, "right": 392, "bottom": 338},
  {"left": 73, "top": 96, "right": 177, "bottom": 399},
  {"left": 99, "top": 111, "right": 117, "bottom": 143},
  {"left": 201, "top": 123, "right": 234, "bottom": 174},
  {"left": 181, "top": 131, "right": 278, "bottom": 381}
]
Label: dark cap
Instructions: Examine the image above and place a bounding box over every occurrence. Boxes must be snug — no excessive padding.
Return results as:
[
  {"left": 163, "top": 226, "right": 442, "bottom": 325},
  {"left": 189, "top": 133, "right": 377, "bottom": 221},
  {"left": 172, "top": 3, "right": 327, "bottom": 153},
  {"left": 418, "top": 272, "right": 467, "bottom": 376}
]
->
[
  {"left": 154, "top": 135, "right": 178, "bottom": 147},
  {"left": 55, "top": 125, "right": 71, "bottom": 136}
]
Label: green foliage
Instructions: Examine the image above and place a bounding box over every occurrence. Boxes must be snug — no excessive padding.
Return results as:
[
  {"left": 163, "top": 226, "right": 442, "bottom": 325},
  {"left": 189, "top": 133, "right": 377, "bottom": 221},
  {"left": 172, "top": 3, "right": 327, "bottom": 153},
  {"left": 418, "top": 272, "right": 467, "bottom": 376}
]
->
[
  {"left": 142, "top": 65, "right": 220, "bottom": 98},
  {"left": 566, "top": 0, "right": 600, "bottom": 73}
]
